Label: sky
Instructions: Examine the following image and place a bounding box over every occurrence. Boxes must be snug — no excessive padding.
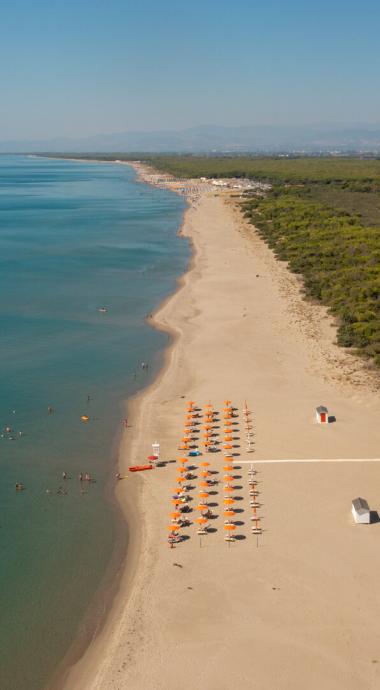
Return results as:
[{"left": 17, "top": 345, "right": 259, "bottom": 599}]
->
[{"left": 0, "top": 0, "right": 380, "bottom": 140}]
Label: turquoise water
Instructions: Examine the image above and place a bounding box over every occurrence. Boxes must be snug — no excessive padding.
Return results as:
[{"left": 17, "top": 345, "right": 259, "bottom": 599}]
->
[{"left": 0, "top": 156, "right": 188, "bottom": 690}]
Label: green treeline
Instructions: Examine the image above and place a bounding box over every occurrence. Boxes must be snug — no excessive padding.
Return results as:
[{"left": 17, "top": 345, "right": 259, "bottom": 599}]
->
[
  {"left": 143, "top": 155, "right": 380, "bottom": 183},
  {"left": 243, "top": 191, "right": 380, "bottom": 366}
]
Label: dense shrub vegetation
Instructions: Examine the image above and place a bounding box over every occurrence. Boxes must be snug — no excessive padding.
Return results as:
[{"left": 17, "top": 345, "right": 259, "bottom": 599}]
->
[{"left": 243, "top": 191, "right": 380, "bottom": 366}]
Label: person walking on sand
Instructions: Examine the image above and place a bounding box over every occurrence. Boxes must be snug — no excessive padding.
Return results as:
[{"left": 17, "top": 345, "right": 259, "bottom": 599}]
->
[{"left": 123, "top": 418, "right": 128, "bottom": 428}]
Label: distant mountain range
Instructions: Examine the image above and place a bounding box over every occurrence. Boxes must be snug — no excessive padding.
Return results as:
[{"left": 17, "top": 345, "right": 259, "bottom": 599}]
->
[{"left": 1, "top": 124, "right": 380, "bottom": 153}]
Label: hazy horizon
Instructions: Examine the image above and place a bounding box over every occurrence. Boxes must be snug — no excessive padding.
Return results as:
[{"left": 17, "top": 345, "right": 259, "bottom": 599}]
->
[{"left": 1, "top": 1, "right": 380, "bottom": 141}]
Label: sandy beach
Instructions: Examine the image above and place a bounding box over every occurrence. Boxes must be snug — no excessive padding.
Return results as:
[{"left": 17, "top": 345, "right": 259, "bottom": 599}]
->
[{"left": 61, "top": 174, "right": 380, "bottom": 690}]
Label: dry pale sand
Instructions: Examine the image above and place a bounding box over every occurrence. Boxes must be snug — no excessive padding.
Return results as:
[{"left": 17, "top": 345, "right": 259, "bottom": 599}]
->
[{"left": 62, "top": 188, "right": 380, "bottom": 690}]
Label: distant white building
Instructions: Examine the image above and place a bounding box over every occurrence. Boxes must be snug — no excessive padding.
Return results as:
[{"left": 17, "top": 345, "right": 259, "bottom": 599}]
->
[{"left": 352, "top": 497, "right": 371, "bottom": 524}]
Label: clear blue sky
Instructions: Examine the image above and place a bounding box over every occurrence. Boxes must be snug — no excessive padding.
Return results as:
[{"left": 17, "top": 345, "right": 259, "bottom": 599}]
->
[{"left": 1, "top": 0, "right": 379, "bottom": 139}]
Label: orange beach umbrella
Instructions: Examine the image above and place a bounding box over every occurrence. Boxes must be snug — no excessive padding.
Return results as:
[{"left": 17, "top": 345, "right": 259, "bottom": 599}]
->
[
  {"left": 200, "top": 461, "right": 210, "bottom": 467},
  {"left": 224, "top": 510, "right": 235, "bottom": 517},
  {"left": 223, "top": 498, "right": 235, "bottom": 505},
  {"left": 196, "top": 517, "right": 208, "bottom": 525},
  {"left": 223, "top": 524, "right": 236, "bottom": 532},
  {"left": 170, "top": 511, "right": 181, "bottom": 519},
  {"left": 167, "top": 525, "right": 179, "bottom": 532}
]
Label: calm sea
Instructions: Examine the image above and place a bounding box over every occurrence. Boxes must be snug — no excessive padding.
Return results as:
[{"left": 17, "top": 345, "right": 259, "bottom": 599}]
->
[{"left": 0, "top": 155, "right": 188, "bottom": 690}]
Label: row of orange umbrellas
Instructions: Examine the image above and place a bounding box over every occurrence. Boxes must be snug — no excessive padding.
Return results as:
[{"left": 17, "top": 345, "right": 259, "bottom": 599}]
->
[{"left": 168, "top": 402, "right": 198, "bottom": 545}]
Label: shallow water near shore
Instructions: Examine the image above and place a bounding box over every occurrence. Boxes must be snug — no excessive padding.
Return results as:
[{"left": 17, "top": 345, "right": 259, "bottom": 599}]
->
[{"left": 0, "top": 155, "right": 188, "bottom": 690}]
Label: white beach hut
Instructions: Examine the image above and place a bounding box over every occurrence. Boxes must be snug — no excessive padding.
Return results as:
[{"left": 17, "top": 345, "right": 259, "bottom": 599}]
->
[
  {"left": 316, "top": 406, "right": 329, "bottom": 424},
  {"left": 352, "top": 497, "right": 371, "bottom": 524}
]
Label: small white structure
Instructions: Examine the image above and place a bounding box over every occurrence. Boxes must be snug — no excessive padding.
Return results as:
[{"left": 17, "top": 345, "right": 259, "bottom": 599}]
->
[
  {"left": 152, "top": 441, "right": 160, "bottom": 462},
  {"left": 352, "top": 497, "right": 371, "bottom": 524},
  {"left": 316, "top": 406, "right": 329, "bottom": 424}
]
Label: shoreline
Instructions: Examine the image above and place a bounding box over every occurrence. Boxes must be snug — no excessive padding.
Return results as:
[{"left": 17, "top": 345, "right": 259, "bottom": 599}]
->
[
  {"left": 53, "top": 166, "right": 194, "bottom": 690},
  {"left": 60, "top": 163, "right": 380, "bottom": 690}
]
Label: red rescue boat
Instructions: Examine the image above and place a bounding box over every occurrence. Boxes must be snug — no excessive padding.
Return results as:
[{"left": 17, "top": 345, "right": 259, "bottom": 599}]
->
[{"left": 129, "top": 464, "right": 153, "bottom": 473}]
